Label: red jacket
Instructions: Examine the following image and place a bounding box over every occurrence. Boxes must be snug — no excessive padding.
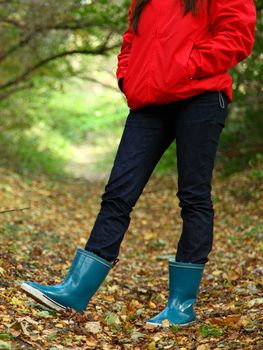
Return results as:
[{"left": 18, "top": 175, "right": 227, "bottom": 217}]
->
[{"left": 116, "top": 0, "right": 257, "bottom": 110}]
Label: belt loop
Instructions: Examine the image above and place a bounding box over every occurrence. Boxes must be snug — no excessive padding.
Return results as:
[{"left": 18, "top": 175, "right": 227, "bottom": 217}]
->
[{"left": 218, "top": 91, "right": 225, "bottom": 109}]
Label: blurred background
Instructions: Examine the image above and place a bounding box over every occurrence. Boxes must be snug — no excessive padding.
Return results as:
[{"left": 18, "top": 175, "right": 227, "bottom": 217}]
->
[{"left": 0, "top": 0, "right": 262, "bottom": 181}]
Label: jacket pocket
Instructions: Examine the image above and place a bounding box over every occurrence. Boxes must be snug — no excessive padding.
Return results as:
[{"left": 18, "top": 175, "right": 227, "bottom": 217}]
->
[
  {"left": 162, "top": 39, "right": 196, "bottom": 88},
  {"left": 179, "top": 39, "right": 196, "bottom": 81}
]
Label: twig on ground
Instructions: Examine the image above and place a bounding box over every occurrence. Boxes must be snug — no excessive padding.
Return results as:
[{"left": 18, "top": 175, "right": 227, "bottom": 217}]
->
[{"left": 0, "top": 207, "right": 31, "bottom": 214}]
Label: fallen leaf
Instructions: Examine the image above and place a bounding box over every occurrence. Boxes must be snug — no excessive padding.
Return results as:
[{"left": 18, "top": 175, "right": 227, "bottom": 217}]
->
[
  {"left": 148, "top": 341, "right": 156, "bottom": 350},
  {"left": 197, "top": 345, "right": 210, "bottom": 350},
  {"left": 85, "top": 321, "right": 101, "bottom": 334}
]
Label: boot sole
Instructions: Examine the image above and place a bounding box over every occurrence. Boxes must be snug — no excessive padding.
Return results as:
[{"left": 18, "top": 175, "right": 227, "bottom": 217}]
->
[
  {"left": 145, "top": 320, "right": 196, "bottom": 328},
  {"left": 20, "top": 283, "right": 66, "bottom": 312}
]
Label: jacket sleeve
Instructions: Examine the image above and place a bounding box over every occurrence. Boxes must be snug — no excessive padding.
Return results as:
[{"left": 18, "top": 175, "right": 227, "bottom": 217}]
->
[
  {"left": 187, "top": 0, "right": 257, "bottom": 79},
  {"left": 116, "top": 1, "right": 135, "bottom": 91}
]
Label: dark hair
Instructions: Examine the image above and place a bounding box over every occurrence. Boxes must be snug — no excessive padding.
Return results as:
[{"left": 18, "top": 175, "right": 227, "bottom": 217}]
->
[{"left": 130, "top": 0, "right": 206, "bottom": 34}]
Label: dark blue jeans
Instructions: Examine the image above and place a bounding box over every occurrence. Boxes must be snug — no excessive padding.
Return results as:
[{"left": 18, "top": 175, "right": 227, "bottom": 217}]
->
[{"left": 85, "top": 90, "right": 228, "bottom": 264}]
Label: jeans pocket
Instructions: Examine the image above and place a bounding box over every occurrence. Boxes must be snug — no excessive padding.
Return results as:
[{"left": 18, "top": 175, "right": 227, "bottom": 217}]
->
[{"left": 184, "top": 91, "right": 228, "bottom": 127}]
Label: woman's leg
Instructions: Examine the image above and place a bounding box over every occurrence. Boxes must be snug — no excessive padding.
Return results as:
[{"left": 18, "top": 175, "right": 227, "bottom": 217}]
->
[
  {"left": 146, "top": 91, "right": 228, "bottom": 327},
  {"left": 173, "top": 91, "right": 228, "bottom": 264},
  {"left": 21, "top": 104, "right": 175, "bottom": 313},
  {"left": 85, "top": 105, "right": 175, "bottom": 262}
]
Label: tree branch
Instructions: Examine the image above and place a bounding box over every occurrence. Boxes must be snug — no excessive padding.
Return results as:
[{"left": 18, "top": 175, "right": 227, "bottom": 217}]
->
[
  {"left": 0, "top": 20, "right": 118, "bottom": 62},
  {"left": 0, "top": 81, "right": 33, "bottom": 102},
  {"left": 0, "top": 41, "right": 121, "bottom": 98},
  {"left": 78, "top": 76, "right": 119, "bottom": 92},
  {"left": 0, "top": 32, "right": 35, "bottom": 61}
]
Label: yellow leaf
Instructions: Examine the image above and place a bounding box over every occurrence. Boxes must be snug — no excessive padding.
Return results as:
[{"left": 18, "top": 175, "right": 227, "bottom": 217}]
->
[
  {"left": 10, "top": 297, "right": 21, "bottom": 306},
  {"left": 145, "top": 232, "right": 156, "bottom": 240},
  {"left": 212, "top": 270, "right": 221, "bottom": 277},
  {"left": 55, "top": 323, "right": 64, "bottom": 328},
  {"left": 197, "top": 345, "right": 210, "bottom": 350},
  {"left": 239, "top": 317, "right": 249, "bottom": 327},
  {"left": 148, "top": 341, "right": 156, "bottom": 350},
  {"left": 148, "top": 301, "right": 156, "bottom": 309},
  {"left": 103, "top": 295, "right": 115, "bottom": 302},
  {"left": 162, "top": 319, "right": 170, "bottom": 327}
]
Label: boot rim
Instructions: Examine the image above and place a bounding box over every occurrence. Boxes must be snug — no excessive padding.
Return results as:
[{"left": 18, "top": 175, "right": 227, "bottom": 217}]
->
[
  {"left": 169, "top": 259, "right": 204, "bottom": 269},
  {"left": 77, "top": 247, "right": 113, "bottom": 268}
]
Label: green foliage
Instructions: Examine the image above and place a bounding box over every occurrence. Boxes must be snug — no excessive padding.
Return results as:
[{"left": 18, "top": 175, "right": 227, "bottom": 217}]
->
[
  {"left": 170, "top": 324, "right": 180, "bottom": 334},
  {"left": 199, "top": 324, "right": 225, "bottom": 338},
  {"left": 104, "top": 312, "right": 122, "bottom": 332},
  {"left": 245, "top": 223, "right": 263, "bottom": 238},
  {"left": 0, "top": 120, "right": 71, "bottom": 175},
  {"left": 218, "top": 106, "right": 263, "bottom": 177},
  {"left": 0, "top": 1, "right": 261, "bottom": 176},
  {"left": 0, "top": 75, "right": 128, "bottom": 175},
  {"left": 0, "top": 334, "right": 13, "bottom": 340},
  {"left": 46, "top": 82, "right": 127, "bottom": 144}
]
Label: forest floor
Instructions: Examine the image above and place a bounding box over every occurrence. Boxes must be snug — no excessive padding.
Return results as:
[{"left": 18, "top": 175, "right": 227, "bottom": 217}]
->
[{"left": 0, "top": 165, "right": 262, "bottom": 350}]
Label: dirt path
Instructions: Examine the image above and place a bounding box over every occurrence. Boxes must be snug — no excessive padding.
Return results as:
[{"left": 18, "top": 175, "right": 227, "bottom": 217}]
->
[{"left": 64, "top": 143, "right": 111, "bottom": 181}]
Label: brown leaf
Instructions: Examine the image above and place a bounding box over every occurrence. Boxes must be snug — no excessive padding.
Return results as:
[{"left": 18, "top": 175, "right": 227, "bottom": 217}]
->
[
  {"left": 197, "top": 345, "right": 210, "bottom": 350},
  {"left": 207, "top": 314, "right": 241, "bottom": 328},
  {"left": 85, "top": 336, "right": 97, "bottom": 347}
]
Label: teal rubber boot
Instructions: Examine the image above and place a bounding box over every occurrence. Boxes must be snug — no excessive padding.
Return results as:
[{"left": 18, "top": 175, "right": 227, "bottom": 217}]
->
[
  {"left": 20, "top": 248, "right": 118, "bottom": 312},
  {"left": 146, "top": 258, "right": 205, "bottom": 327}
]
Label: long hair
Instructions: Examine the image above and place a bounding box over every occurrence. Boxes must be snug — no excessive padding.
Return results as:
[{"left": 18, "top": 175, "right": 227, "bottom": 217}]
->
[{"left": 130, "top": 0, "right": 205, "bottom": 34}]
